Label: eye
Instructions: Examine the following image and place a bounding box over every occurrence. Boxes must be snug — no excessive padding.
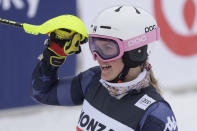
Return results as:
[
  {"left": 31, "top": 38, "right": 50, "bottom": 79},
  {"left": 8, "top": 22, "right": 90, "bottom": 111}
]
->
[{"left": 103, "top": 44, "right": 114, "bottom": 51}]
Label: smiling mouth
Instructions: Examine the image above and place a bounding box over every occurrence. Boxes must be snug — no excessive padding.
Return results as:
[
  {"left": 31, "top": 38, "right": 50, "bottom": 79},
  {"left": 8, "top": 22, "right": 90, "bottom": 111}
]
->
[{"left": 101, "top": 65, "right": 112, "bottom": 70}]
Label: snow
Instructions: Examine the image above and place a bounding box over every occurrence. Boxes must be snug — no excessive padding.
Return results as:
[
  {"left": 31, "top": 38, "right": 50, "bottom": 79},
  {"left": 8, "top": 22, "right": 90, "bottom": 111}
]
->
[{"left": 0, "top": 91, "right": 197, "bottom": 131}]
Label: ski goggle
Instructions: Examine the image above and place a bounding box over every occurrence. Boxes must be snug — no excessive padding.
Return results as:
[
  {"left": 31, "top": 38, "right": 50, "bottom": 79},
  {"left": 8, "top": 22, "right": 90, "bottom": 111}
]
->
[{"left": 88, "top": 27, "right": 160, "bottom": 62}]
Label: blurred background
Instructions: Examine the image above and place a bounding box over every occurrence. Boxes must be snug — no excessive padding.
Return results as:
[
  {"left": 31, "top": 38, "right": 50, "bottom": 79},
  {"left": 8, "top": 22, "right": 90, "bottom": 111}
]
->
[{"left": 0, "top": 0, "right": 197, "bottom": 130}]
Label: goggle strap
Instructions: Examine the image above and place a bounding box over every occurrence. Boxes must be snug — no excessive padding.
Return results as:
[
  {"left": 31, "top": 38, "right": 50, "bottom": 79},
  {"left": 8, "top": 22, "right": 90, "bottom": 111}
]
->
[{"left": 123, "top": 27, "right": 160, "bottom": 51}]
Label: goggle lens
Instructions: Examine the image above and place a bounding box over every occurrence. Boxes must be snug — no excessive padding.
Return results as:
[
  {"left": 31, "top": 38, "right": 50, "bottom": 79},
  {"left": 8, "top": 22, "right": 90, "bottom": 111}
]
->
[{"left": 89, "top": 37, "right": 120, "bottom": 60}]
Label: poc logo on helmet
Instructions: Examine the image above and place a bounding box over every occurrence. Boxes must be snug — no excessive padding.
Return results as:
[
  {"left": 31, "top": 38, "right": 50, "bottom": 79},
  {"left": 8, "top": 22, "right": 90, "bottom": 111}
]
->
[{"left": 145, "top": 25, "right": 156, "bottom": 33}]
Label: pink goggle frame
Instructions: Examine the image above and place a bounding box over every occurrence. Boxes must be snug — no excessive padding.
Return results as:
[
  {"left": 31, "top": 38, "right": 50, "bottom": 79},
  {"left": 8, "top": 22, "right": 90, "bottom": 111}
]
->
[{"left": 89, "top": 27, "right": 160, "bottom": 62}]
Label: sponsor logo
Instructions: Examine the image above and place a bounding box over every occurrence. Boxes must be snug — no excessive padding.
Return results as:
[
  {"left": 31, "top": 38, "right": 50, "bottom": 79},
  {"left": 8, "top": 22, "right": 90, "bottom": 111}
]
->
[
  {"left": 141, "top": 98, "right": 151, "bottom": 105},
  {"left": 145, "top": 25, "right": 156, "bottom": 33},
  {"left": 77, "top": 111, "right": 115, "bottom": 131},
  {"left": 135, "top": 94, "right": 156, "bottom": 110},
  {"left": 127, "top": 35, "right": 147, "bottom": 47},
  {"left": 153, "top": 0, "right": 197, "bottom": 56},
  {"left": 164, "top": 116, "right": 177, "bottom": 131},
  {"left": 0, "top": 0, "right": 40, "bottom": 18}
]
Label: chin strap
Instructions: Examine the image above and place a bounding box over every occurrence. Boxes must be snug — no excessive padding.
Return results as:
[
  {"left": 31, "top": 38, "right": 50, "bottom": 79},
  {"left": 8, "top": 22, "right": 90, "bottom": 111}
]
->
[
  {"left": 110, "top": 65, "right": 130, "bottom": 83},
  {"left": 110, "top": 61, "right": 151, "bottom": 83}
]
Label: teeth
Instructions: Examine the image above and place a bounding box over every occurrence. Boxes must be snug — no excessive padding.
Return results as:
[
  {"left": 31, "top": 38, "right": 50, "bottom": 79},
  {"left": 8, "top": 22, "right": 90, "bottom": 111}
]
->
[{"left": 102, "top": 65, "right": 111, "bottom": 69}]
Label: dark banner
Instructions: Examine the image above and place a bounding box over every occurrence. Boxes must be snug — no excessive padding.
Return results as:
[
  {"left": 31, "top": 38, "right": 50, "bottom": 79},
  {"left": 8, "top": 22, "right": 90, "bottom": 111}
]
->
[{"left": 0, "top": 0, "right": 76, "bottom": 109}]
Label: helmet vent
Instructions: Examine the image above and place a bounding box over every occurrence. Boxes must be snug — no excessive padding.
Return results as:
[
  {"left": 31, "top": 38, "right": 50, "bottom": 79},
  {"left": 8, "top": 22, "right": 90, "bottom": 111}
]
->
[
  {"left": 114, "top": 5, "right": 123, "bottom": 12},
  {"left": 100, "top": 26, "right": 111, "bottom": 29},
  {"left": 134, "top": 7, "right": 141, "bottom": 14}
]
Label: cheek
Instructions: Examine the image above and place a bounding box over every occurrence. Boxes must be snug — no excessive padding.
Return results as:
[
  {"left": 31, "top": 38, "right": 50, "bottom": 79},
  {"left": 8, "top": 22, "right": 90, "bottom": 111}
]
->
[
  {"left": 111, "top": 60, "right": 124, "bottom": 75},
  {"left": 113, "top": 64, "right": 124, "bottom": 74}
]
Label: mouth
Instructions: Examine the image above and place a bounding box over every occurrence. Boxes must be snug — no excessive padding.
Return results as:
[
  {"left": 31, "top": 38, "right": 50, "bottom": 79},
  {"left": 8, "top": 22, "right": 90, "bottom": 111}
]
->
[{"left": 101, "top": 65, "right": 112, "bottom": 70}]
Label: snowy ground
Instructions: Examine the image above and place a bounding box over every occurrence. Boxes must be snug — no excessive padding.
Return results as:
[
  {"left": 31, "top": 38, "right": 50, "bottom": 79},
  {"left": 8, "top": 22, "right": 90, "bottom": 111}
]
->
[{"left": 0, "top": 90, "right": 197, "bottom": 131}]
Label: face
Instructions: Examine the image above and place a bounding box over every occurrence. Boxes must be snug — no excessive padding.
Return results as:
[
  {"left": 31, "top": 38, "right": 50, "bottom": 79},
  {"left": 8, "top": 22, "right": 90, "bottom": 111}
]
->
[{"left": 96, "top": 57, "right": 124, "bottom": 81}]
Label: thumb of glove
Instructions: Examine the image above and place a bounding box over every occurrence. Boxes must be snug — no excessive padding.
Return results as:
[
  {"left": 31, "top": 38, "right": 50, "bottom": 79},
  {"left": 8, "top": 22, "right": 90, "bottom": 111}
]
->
[{"left": 64, "top": 33, "right": 81, "bottom": 55}]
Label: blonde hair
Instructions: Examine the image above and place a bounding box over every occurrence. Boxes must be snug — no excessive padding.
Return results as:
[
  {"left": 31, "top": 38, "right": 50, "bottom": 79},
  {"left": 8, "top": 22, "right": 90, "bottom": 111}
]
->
[{"left": 149, "top": 69, "right": 161, "bottom": 94}]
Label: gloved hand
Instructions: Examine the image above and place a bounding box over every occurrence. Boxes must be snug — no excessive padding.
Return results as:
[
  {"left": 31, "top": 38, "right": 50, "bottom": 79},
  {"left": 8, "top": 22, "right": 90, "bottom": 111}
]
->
[{"left": 42, "top": 28, "right": 87, "bottom": 67}]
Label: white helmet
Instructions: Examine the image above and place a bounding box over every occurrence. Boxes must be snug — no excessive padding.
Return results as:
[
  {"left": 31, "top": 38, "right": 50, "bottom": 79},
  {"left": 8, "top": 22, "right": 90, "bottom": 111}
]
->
[
  {"left": 89, "top": 5, "right": 159, "bottom": 67},
  {"left": 89, "top": 5, "right": 158, "bottom": 40}
]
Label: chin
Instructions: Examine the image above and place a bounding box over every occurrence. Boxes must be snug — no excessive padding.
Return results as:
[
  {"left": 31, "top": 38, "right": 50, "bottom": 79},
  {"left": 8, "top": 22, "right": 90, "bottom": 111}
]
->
[{"left": 101, "top": 75, "right": 114, "bottom": 81}]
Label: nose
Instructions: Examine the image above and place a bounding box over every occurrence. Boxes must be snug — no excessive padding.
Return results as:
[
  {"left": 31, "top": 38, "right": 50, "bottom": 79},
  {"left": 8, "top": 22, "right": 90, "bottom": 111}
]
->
[{"left": 96, "top": 56, "right": 108, "bottom": 64}]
